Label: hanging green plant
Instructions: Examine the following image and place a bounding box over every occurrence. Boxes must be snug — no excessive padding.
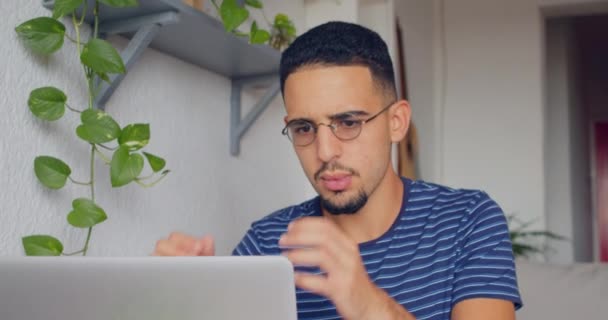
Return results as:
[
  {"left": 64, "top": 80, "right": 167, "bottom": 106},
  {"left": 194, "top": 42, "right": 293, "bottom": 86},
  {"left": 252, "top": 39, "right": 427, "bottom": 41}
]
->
[{"left": 15, "top": 0, "right": 169, "bottom": 256}]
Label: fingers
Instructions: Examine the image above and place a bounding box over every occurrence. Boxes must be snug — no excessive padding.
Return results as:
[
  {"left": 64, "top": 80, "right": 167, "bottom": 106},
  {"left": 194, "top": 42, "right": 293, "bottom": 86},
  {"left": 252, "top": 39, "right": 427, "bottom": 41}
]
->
[
  {"left": 294, "top": 272, "right": 329, "bottom": 297},
  {"left": 280, "top": 217, "right": 357, "bottom": 261},
  {"left": 154, "top": 238, "right": 190, "bottom": 256},
  {"left": 282, "top": 247, "right": 335, "bottom": 271},
  {"left": 280, "top": 218, "right": 329, "bottom": 247},
  {"left": 153, "top": 232, "right": 215, "bottom": 256},
  {"left": 281, "top": 217, "right": 364, "bottom": 301},
  {"left": 169, "top": 232, "right": 200, "bottom": 255},
  {"left": 199, "top": 235, "right": 215, "bottom": 256}
]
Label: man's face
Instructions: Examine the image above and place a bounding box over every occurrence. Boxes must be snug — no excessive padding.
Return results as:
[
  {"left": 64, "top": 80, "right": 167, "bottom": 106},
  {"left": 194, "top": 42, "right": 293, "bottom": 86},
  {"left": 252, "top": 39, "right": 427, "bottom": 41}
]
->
[{"left": 283, "top": 65, "right": 394, "bottom": 215}]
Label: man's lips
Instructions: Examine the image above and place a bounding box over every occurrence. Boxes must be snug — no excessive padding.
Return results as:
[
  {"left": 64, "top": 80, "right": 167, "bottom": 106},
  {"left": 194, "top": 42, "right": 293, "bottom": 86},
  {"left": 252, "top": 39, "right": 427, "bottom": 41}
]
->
[{"left": 319, "top": 174, "right": 352, "bottom": 191}]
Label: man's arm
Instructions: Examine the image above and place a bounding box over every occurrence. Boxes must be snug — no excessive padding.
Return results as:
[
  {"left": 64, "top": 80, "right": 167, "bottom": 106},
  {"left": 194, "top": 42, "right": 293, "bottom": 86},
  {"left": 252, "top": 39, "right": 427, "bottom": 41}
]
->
[
  {"left": 343, "top": 280, "right": 516, "bottom": 320},
  {"left": 452, "top": 298, "right": 515, "bottom": 320},
  {"left": 364, "top": 284, "right": 416, "bottom": 320}
]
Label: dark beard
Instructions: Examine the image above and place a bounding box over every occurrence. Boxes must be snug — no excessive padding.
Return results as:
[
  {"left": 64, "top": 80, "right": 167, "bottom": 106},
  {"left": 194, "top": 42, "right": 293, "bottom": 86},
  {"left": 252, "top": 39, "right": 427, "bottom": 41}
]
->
[{"left": 320, "top": 190, "right": 368, "bottom": 215}]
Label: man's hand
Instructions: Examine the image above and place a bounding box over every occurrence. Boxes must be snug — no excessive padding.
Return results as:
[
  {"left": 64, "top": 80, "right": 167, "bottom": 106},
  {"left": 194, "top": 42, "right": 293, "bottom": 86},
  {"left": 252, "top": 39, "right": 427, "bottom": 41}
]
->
[
  {"left": 153, "top": 232, "right": 215, "bottom": 256},
  {"left": 280, "top": 217, "right": 414, "bottom": 320}
]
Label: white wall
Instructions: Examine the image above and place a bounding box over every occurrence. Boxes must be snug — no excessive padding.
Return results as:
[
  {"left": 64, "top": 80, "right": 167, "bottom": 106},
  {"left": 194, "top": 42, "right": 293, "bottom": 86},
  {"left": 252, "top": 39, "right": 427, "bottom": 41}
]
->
[
  {"left": 0, "top": 0, "right": 312, "bottom": 256},
  {"left": 304, "top": 0, "right": 359, "bottom": 26},
  {"left": 440, "top": 0, "right": 546, "bottom": 227}
]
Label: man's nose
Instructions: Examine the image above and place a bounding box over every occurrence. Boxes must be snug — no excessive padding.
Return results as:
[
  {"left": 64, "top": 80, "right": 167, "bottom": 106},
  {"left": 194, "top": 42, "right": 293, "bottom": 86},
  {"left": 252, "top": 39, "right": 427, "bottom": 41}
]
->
[{"left": 315, "top": 124, "right": 342, "bottom": 163}]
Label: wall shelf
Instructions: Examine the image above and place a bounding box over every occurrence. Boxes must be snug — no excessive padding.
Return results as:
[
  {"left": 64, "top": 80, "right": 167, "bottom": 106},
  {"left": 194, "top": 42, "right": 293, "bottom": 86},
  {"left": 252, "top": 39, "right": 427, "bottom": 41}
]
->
[{"left": 42, "top": 0, "right": 282, "bottom": 156}]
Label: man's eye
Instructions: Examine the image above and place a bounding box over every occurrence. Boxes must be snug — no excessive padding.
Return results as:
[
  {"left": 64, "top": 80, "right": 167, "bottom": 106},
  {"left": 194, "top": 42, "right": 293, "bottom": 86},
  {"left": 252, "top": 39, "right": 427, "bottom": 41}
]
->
[
  {"left": 339, "top": 119, "right": 360, "bottom": 128},
  {"left": 293, "top": 123, "right": 313, "bottom": 134}
]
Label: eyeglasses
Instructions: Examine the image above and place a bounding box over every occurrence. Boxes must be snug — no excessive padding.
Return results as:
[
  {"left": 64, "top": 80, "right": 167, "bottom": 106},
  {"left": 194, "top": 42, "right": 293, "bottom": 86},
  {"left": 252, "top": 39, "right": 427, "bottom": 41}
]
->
[{"left": 281, "top": 101, "right": 396, "bottom": 147}]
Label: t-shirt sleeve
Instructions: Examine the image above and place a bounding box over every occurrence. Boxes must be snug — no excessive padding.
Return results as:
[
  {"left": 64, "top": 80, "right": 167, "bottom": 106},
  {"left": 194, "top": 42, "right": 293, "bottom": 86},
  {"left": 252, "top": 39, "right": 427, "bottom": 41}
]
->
[
  {"left": 232, "top": 227, "right": 264, "bottom": 256},
  {"left": 451, "top": 192, "right": 523, "bottom": 310}
]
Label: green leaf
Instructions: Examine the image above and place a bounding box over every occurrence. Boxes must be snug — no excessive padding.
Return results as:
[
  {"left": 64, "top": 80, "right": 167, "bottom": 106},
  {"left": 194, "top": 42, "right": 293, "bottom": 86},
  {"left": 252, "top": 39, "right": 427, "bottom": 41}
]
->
[
  {"left": 98, "top": 0, "right": 139, "bottom": 7},
  {"left": 273, "top": 14, "right": 296, "bottom": 37},
  {"left": 143, "top": 152, "right": 166, "bottom": 173},
  {"left": 220, "top": 0, "right": 249, "bottom": 32},
  {"left": 111, "top": 146, "right": 144, "bottom": 187},
  {"left": 245, "top": 0, "right": 263, "bottom": 9},
  {"left": 67, "top": 198, "right": 107, "bottom": 228},
  {"left": 119, "top": 124, "right": 150, "bottom": 151},
  {"left": 81, "top": 39, "right": 126, "bottom": 75},
  {"left": 28, "top": 87, "right": 67, "bottom": 121},
  {"left": 15, "top": 17, "right": 65, "bottom": 55},
  {"left": 76, "top": 109, "right": 121, "bottom": 144},
  {"left": 97, "top": 72, "right": 111, "bottom": 84},
  {"left": 274, "top": 13, "right": 290, "bottom": 27},
  {"left": 515, "top": 230, "right": 568, "bottom": 240},
  {"left": 251, "top": 30, "right": 270, "bottom": 44},
  {"left": 53, "top": 0, "right": 84, "bottom": 19},
  {"left": 34, "top": 156, "right": 71, "bottom": 189},
  {"left": 285, "top": 24, "right": 297, "bottom": 37},
  {"left": 22, "top": 235, "right": 63, "bottom": 256},
  {"left": 512, "top": 243, "right": 540, "bottom": 258},
  {"left": 250, "top": 21, "right": 270, "bottom": 44}
]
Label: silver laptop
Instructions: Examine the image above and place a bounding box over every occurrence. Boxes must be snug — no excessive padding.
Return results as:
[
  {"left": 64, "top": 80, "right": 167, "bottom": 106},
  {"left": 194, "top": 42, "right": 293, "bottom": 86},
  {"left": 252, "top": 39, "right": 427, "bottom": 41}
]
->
[{"left": 0, "top": 256, "right": 297, "bottom": 320}]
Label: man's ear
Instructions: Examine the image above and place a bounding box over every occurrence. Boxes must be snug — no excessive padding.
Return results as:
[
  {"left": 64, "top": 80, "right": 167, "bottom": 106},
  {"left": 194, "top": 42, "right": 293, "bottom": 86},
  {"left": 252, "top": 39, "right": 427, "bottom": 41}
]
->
[{"left": 389, "top": 100, "right": 411, "bottom": 143}]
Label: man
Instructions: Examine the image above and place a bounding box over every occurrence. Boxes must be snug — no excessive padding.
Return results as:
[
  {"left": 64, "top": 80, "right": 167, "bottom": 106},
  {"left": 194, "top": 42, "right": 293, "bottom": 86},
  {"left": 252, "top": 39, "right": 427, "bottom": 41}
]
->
[{"left": 154, "top": 21, "right": 522, "bottom": 319}]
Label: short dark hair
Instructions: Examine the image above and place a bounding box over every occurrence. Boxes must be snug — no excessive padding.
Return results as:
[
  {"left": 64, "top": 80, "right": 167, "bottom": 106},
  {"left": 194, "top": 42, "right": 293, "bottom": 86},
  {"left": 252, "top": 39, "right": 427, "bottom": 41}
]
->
[{"left": 279, "top": 21, "right": 397, "bottom": 99}]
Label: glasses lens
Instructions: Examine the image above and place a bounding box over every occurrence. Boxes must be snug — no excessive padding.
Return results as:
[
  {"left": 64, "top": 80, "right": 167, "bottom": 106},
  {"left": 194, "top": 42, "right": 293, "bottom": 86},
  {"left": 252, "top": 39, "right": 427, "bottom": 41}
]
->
[
  {"left": 334, "top": 119, "right": 363, "bottom": 140},
  {"left": 287, "top": 121, "right": 315, "bottom": 146}
]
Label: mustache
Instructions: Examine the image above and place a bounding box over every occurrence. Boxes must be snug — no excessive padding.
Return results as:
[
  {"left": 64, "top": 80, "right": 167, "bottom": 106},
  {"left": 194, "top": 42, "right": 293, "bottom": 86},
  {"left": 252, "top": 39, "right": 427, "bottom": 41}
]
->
[{"left": 314, "top": 162, "right": 359, "bottom": 181}]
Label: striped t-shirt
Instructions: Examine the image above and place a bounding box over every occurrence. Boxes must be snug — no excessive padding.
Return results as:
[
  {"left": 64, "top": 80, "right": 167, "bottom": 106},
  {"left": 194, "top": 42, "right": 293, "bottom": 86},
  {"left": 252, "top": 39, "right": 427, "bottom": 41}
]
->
[{"left": 233, "top": 177, "right": 522, "bottom": 319}]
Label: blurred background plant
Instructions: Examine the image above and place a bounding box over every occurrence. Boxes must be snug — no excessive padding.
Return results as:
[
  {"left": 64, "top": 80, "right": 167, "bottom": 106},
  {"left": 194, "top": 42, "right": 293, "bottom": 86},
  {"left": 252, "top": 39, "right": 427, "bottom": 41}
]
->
[{"left": 507, "top": 214, "right": 567, "bottom": 259}]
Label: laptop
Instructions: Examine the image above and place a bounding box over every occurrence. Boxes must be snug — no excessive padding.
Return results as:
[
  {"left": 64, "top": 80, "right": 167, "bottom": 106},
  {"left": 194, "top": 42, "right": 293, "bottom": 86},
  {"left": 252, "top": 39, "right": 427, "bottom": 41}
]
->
[{"left": 0, "top": 256, "right": 298, "bottom": 320}]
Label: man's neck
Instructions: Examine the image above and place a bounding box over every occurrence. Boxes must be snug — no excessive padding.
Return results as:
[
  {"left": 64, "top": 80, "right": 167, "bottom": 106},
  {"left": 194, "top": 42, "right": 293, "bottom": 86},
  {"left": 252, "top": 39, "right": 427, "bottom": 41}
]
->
[{"left": 322, "top": 170, "right": 404, "bottom": 244}]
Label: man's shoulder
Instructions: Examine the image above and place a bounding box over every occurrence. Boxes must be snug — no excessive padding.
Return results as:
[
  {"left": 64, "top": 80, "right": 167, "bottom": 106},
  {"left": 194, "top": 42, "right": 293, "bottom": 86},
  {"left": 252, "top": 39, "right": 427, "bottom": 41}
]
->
[
  {"left": 406, "top": 179, "right": 499, "bottom": 222},
  {"left": 250, "top": 197, "right": 320, "bottom": 231},
  {"left": 401, "top": 179, "right": 511, "bottom": 261},
  {"left": 408, "top": 179, "right": 491, "bottom": 202}
]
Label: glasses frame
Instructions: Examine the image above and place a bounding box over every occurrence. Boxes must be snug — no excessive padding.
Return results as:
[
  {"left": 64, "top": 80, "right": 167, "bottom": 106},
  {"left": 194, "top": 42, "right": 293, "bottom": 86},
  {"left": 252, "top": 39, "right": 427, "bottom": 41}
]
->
[{"left": 281, "top": 100, "right": 396, "bottom": 147}]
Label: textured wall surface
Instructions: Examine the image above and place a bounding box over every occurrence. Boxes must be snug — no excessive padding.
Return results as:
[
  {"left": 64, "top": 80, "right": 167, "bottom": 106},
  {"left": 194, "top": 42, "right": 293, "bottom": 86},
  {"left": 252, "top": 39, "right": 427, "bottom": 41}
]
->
[{"left": 0, "top": 0, "right": 311, "bottom": 256}]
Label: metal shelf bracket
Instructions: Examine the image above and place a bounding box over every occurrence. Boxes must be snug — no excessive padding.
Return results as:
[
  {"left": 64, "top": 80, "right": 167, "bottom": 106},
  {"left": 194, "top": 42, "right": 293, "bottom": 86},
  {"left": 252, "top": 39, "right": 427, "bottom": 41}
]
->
[
  {"left": 95, "top": 11, "right": 180, "bottom": 109},
  {"left": 230, "top": 74, "right": 281, "bottom": 156}
]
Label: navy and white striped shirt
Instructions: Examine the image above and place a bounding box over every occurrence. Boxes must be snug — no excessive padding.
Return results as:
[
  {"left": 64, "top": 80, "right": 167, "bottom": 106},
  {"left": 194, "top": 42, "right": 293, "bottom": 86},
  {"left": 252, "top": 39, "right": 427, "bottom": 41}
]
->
[{"left": 233, "top": 178, "right": 522, "bottom": 319}]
